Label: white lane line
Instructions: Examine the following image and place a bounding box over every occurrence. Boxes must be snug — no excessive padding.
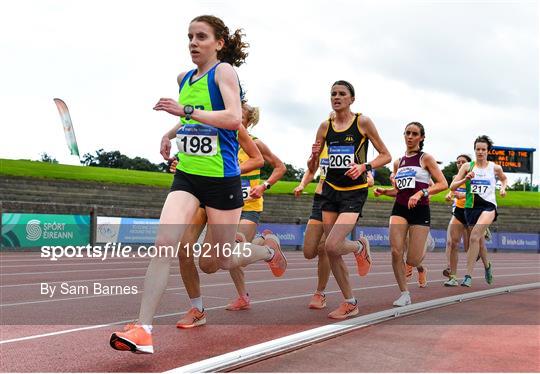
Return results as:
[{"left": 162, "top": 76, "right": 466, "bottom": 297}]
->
[
  {"left": 169, "top": 282, "right": 540, "bottom": 373},
  {"left": 1, "top": 258, "right": 537, "bottom": 276},
  {"left": 0, "top": 262, "right": 444, "bottom": 276},
  {"left": 1, "top": 258, "right": 521, "bottom": 268},
  {"left": 0, "top": 261, "right": 153, "bottom": 268},
  {"left": 1, "top": 254, "right": 534, "bottom": 263},
  {"left": 1, "top": 261, "right": 537, "bottom": 289},
  {"left": 1, "top": 273, "right": 537, "bottom": 346}
]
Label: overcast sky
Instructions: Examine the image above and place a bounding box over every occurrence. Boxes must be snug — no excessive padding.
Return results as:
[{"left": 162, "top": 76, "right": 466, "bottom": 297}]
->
[{"left": 1, "top": 0, "right": 538, "bottom": 184}]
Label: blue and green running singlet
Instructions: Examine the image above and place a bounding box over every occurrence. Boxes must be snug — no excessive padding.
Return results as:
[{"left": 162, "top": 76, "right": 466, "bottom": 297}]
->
[{"left": 176, "top": 63, "right": 240, "bottom": 177}]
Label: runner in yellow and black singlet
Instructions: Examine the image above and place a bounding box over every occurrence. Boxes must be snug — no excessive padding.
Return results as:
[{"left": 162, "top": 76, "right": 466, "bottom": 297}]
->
[{"left": 308, "top": 80, "right": 391, "bottom": 319}]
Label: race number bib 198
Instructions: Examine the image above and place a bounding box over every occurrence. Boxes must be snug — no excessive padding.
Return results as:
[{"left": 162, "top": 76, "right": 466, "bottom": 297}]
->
[
  {"left": 320, "top": 158, "right": 329, "bottom": 178},
  {"left": 471, "top": 179, "right": 490, "bottom": 194},
  {"left": 395, "top": 169, "right": 416, "bottom": 189},
  {"left": 176, "top": 124, "right": 218, "bottom": 156},
  {"left": 328, "top": 146, "right": 354, "bottom": 169},
  {"left": 241, "top": 179, "right": 251, "bottom": 200}
]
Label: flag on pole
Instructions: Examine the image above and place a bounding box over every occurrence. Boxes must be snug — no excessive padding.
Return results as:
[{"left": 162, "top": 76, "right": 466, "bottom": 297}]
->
[{"left": 53, "top": 98, "right": 80, "bottom": 157}]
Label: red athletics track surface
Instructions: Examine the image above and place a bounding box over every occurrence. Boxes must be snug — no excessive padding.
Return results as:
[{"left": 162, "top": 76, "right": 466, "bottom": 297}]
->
[
  {"left": 236, "top": 289, "right": 540, "bottom": 372},
  {"left": 1, "top": 251, "right": 538, "bottom": 372}
]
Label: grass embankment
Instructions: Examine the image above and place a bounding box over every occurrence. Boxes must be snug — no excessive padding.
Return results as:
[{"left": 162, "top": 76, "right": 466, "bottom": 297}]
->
[{"left": 2, "top": 159, "right": 538, "bottom": 207}]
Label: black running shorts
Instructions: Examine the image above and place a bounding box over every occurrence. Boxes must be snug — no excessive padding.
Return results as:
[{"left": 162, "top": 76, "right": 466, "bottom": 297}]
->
[
  {"left": 320, "top": 183, "right": 367, "bottom": 215},
  {"left": 391, "top": 202, "right": 431, "bottom": 226},
  {"left": 465, "top": 206, "right": 498, "bottom": 227},
  {"left": 452, "top": 207, "right": 467, "bottom": 226},
  {"left": 309, "top": 193, "right": 323, "bottom": 222},
  {"left": 170, "top": 170, "right": 244, "bottom": 210}
]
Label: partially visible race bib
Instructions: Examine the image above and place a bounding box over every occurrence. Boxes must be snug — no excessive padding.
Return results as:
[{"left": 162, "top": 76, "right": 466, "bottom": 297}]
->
[
  {"left": 320, "top": 158, "right": 329, "bottom": 178},
  {"left": 176, "top": 124, "right": 218, "bottom": 156},
  {"left": 471, "top": 179, "right": 490, "bottom": 195},
  {"left": 328, "top": 146, "right": 354, "bottom": 169},
  {"left": 241, "top": 179, "right": 251, "bottom": 200},
  {"left": 395, "top": 169, "right": 416, "bottom": 190}
]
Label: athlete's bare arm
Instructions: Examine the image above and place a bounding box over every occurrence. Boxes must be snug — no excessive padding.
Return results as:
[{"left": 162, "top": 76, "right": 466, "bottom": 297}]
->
[
  {"left": 494, "top": 164, "right": 507, "bottom": 197},
  {"left": 238, "top": 126, "right": 264, "bottom": 174},
  {"left": 358, "top": 115, "right": 392, "bottom": 169},
  {"left": 421, "top": 153, "right": 448, "bottom": 196},
  {"left": 450, "top": 163, "right": 473, "bottom": 191},
  {"left": 294, "top": 168, "right": 316, "bottom": 197},
  {"left": 249, "top": 139, "right": 286, "bottom": 199},
  {"left": 374, "top": 159, "right": 398, "bottom": 197},
  {"left": 255, "top": 139, "right": 286, "bottom": 185},
  {"left": 159, "top": 72, "right": 189, "bottom": 160},
  {"left": 154, "top": 63, "right": 242, "bottom": 130},
  {"left": 307, "top": 120, "right": 329, "bottom": 173}
]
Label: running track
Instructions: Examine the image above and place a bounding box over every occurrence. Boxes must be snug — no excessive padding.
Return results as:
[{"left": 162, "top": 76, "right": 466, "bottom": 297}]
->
[{"left": 1, "top": 250, "right": 538, "bottom": 372}]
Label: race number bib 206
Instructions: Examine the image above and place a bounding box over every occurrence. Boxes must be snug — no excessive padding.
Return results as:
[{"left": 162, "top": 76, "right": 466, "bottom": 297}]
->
[
  {"left": 320, "top": 158, "right": 329, "bottom": 178},
  {"left": 241, "top": 179, "right": 251, "bottom": 200},
  {"left": 395, "top": 169, "right": 416, "bottom": 189},
  {"left": 471, "top": 179, "right": 490, "bottom": 194},
  {"left": 176, "top": 124, "right": 218, "bottom": 156},
  {"left": 328, "top": 146, "right": 354, "bottom": 169}
]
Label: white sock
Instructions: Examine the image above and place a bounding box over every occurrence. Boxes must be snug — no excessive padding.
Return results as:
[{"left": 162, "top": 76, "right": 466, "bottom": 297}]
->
[
  {"left": 141, "top": 324, "right": 152, "bottom": 334},
  {"left": 345, "top": 297, "right": 357, "bottom": 305},
  {"left": 401, "top": 291, "right": 410, "bottom": 296},
  {"left": 265, "top": 246, "right": 275, "bottom": 261},
  {"left": 190, "top": 297, "right": 203, "bottom": 312}
]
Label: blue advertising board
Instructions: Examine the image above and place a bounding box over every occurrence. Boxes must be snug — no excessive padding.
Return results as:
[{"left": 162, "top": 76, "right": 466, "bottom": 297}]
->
[{"left": 95, "top": 216, "right": 539, "bottom": 252}]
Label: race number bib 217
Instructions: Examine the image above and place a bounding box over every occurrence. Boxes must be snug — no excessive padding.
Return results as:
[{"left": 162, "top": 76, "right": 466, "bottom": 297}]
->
[
  {"left": 471, "top": 179, "right": 490, "bottom": 194},
  {"left": 328, "top": 146, "right": 354, "bottom": 169},
  {"left": 176, "top": 124, "right": 218, "bottom": 156}
]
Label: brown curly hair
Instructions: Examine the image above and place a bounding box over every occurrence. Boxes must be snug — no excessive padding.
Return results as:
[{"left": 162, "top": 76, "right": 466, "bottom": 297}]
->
[{"left": 191, "top": 15, "right": 249, "bottom": 67}]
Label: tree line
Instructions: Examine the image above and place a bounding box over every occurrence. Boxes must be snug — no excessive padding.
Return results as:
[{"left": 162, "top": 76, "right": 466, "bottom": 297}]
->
[{"left": 39, "top": 150, "right": 537, "bottom": 190}]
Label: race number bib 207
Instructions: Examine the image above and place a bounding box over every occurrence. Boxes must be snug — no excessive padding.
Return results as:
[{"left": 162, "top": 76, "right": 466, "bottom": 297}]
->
[
  {"left": 395, "top": 169, "right": 416, "bottom": 189},
  {"left": 471, "top": 179, "right": 490, "bottom": 194},
  {"left": 320, "top": 158, "right": 329, "bottom": 178},
  {"left": 328, "top": 146, "right": 354, "bottom": 169},
  {"left": 241, "top": 179, "right": 251, "bottom": 200},
  {"left": 176, "top": 124, "right": 218, "bottom": 156}
]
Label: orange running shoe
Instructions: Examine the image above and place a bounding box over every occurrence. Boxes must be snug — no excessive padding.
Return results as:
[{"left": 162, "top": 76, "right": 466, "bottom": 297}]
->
[
  {"left": 110, "top": 324, "right": 153, "bottom": 354},
  {"left": 264, "top": 234, "right": 287, "bottom": 277},
  {"left": 308, "top": 293, "right": 327, "bottom": 309},
  {"left": 418, "top": 266, "right": 428, "bottom": 288},
  {"left": 226, "top": 295, "right": 251, "bottom": 311},
  {"left": 405, "top": 263, "right": 413, "bottom": 280},
  {"left": 176, "top": 308, "right": 207, "bottom": 329},
  {"left": 328, "top": 302, "right": 359, "bottom": 320},
  {"left": 354, "top": 237, "right": 372, "bottom": 276}
]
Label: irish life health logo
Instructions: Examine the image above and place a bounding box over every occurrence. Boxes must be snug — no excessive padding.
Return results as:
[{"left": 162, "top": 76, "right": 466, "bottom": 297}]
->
[{"left": 26, "top": 220, "right": 42, "bottom": 241}]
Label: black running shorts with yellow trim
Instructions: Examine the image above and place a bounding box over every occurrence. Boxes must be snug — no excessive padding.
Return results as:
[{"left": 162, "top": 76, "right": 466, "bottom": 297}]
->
[
  {"left": 391, "top": 202, "right": 431, "bottom": 226},
  {"left": 170, "top": 170, "right": 244, "bottom": 210},
  {"left": 320, "top": 183, "right": 367, "bottom": 215}
]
